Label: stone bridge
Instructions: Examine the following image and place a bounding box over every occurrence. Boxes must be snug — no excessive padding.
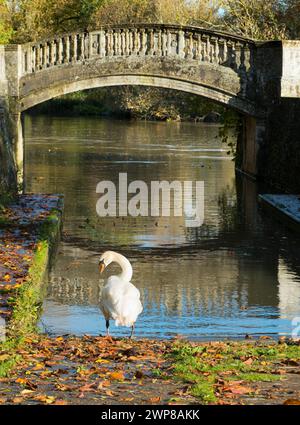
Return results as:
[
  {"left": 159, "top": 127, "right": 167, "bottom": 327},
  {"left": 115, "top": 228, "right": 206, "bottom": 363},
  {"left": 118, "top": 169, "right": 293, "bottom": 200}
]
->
[{"left": 1, "top": 24, "right": 300, "bottom": 191}]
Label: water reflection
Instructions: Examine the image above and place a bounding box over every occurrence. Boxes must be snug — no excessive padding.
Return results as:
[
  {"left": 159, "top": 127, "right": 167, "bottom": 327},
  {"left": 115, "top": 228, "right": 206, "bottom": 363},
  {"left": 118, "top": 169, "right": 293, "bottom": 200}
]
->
[{"left": 24, "top": 115, "right": 300, "bottom": 339}]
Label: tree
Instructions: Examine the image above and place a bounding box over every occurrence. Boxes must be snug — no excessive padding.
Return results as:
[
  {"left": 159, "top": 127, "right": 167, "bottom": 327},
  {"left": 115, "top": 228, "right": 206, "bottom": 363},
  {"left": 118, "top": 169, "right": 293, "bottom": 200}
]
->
[
  {"left": 0, "top": 0, "right": 14, "bottom": 44},
  {"left": 279, "top": 0, "right": 300, "bottom": 38},
  {"left": 91, "top": 0, "right": 219, "bottom": 27},
  {"left": 220, "top": 0, "right": 287, "bottom": 40}
]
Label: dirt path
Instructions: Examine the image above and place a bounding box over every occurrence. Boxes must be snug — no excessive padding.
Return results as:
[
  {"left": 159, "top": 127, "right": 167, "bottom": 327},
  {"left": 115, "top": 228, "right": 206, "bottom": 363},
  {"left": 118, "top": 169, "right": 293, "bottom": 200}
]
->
[{"left": 0, "top": 336, "right": 299, "bottom": 405}]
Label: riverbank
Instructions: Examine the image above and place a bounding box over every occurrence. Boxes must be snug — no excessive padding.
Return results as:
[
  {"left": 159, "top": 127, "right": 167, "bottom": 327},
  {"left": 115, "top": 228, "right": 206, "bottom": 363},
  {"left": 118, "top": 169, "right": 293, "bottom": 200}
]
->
[
  {"left": 0, "top": 336, "right": 299, "bottom": 405},
  {"left": 259, "top": 194, "right": 300, "bottom": 232},
  {"left": 0, "top": 194, "right": 63, "bottom": 374}
]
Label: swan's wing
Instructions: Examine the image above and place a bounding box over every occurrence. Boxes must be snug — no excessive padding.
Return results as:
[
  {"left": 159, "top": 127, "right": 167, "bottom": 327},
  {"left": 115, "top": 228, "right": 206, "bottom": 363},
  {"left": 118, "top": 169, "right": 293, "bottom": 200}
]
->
[{"left": 100, "top": 276, "right": 143, "bottom": 326}]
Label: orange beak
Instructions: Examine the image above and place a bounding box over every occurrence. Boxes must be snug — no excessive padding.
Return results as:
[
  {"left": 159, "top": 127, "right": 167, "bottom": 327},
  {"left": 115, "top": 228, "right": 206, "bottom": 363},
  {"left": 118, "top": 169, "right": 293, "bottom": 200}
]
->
[{"left": 99, "top": 262, "right": 105, "bottom": 273}]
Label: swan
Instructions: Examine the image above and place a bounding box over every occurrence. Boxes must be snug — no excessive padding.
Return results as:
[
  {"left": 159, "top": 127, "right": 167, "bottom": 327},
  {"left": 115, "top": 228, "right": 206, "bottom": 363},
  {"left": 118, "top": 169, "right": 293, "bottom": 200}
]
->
[{"left": 98, "top": 251, "right": 143, "bottom": 338}]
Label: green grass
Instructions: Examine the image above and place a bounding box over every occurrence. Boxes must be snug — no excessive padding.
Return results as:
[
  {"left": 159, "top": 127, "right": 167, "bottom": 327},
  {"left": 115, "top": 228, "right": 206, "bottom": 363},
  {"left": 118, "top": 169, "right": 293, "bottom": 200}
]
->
[
  {"left": 0, "top": 209, "right": 62, "bottom": 377},
  {"left": 170, "top": 341, "right": 300, "bottom": 404}
]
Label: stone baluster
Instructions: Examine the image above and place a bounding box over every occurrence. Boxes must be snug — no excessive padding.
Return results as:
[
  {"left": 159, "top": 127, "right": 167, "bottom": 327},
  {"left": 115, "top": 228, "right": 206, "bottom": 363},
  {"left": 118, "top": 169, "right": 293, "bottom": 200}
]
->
[
  {"left": 99, "top": 30, "right": 106, "bottom": 57},
  {"left": 132, "top": 28, "right": 138, "bottom": 55},
  {"left": 243, "top": 44, "right": 251, "bottom": 73},
  {"left": 50, "top": 40, "right": 55, "bottom": 65},
  {"left": 213, "top": 37, "right": 219, "bottom": 64},
  {"left": 178, "top": 30, "right": 185, "bottom": 59},
  {"left": 235, "top": 42, "right": 242, "bottom": 72},
  {"left": 128, "top": 29, "right": 133, "bottom": 55},
  {"left": 57, "top": 38, "right": 63, "bottom": 64},
  {"left": 161, "top": 29, "right": 167, "bottom": 56},
  {"left": 166, "top": 30, "right": 172, "bottom": 56},
  {"left": 201, "top": 35, "right": 206, "bottom": 62},
  {"left": 124, "top": 29, "right": 129, "bottom": 56},
  {"left": 43, "top": 42, "right": 48, "bottom": 68},
  {"left": 35, "top": 45, "right": 40, "bottom": 70},
  {"left": 137, "top": 29, "right": 142, "bottom": 55},
  {"left": 39, "top": 44, "right": 43, "bottom": 69},
  {"left": 201, "top": 36, "right": 208, "bottom": 62},
  {"left": 156, "top": 29, "right": 162, "bottom": 56},
  {"left": 206, "top": 36, "right": 211, "bottom": 62},
  {"left": 230, "top": 41, "right": 237, "bottom": 70},
  {"left": 31, "top": 46, "right": 35, "bottom": 72},
  {"left": 120, "top": 30, "right": 125, "bottom": 55},
  {"left": 186, "top": 32, "right": 193, "bottom": 59},
  {"left": 141, "top": 29, "right": 147, "bottom": 56},
  {"left": 72, "top": 35, "right": 78, "bottom": 62},
  {"left": 148, "top": 29, "right": 154, "bottom": 56},
  {"left": 195, "top": 34, "right": 202, "bottom": 61},
  {"left": 88, "top": 33, "right": 93, "bottom": 58},
  {"left": 222, "top": 39, "right": 228, "bottom": 63},
  {"left": 35, "top": 45, "right": 39, "bottom": 70},
  {"left": 65, "top": 36, "right": 70, "bottom": 62},
  {"left": 114, "top": 30, "right": 121, "bottom": 56},
  {"left": 79, "top": 34, "right": 85, "bottom": 60}
]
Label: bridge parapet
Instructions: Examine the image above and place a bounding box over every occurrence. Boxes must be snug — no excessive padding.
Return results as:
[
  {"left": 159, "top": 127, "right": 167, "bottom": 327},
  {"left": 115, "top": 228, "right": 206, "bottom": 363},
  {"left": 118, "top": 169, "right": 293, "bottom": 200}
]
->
[{"left": 20, "top": 25, "right": 256, "bottom": 83}]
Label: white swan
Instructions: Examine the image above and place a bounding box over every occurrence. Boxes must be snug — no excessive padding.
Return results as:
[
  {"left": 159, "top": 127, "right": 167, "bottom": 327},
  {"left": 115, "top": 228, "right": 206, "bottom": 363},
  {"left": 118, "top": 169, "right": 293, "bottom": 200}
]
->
[{"left": 98, "top": 251, "right": 143, "bottom": 338}]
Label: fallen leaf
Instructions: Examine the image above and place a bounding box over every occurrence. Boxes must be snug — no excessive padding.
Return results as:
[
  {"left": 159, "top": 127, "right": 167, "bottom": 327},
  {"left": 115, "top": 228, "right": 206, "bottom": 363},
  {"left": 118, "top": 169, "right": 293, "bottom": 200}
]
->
[
  {"left": 222, "top": 382, "right": 252, "bottom": 395},
  {"left": 109, "top": 371, "right": 125, "bottom": 381},
  {"left": 95, "top": 359, "right": 110, "bottom": 364},
  {"left": 34, "top": 395, "right": 56, "bottom": 404},
  {"left": 20, "top": 389, "right": 35, "bottom": 395},
  {"left": 283, "top": 399, "right": 300, "bottom": 405},
  {"left": 0, "top": 354, "right": 10, "bottom": 361},
  {"left": 53, "top": 400, "right": 68, "bottom": 405},
  {"left": 78, "top": 383, "right": 96, "bottom": 392},
  {"left": 149, "top": 396, "right": 161, "bottom": 403}
]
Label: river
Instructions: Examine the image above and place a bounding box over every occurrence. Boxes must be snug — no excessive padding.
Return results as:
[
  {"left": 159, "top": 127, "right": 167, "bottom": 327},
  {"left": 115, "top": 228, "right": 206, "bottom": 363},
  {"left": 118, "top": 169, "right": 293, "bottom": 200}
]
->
[{"left": 24, "top": 115, "right": 300, "bottom": 339}]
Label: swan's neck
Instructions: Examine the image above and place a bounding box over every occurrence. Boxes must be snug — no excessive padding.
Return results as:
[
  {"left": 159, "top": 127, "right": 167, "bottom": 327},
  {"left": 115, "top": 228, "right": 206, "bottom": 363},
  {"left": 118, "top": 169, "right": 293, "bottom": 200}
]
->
[{"left": 113, "top": 253, "right": 133, "bottom": 282}]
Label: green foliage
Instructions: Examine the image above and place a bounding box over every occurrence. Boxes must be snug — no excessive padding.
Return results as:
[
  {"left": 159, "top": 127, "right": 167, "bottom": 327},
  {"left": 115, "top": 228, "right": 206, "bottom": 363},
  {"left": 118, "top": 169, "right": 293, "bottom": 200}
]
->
[
  {"left": 219, "top": 109, "right": 241, "bottom": 161},
  {"left": 0, "top": 0, "right": 14, "bottom": 44},
  {"left": 220, "top": 0, "right": 287, "bottom": 40},
  {"left": 29, "top": 86, "right": 225, "bottom": 121}
]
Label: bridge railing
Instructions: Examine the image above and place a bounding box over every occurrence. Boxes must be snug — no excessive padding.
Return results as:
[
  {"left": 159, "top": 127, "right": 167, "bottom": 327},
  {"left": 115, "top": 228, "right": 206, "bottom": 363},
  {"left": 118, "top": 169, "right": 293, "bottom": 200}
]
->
[{"left": 20, "top": 24, "right": 256, "bottom": 78}]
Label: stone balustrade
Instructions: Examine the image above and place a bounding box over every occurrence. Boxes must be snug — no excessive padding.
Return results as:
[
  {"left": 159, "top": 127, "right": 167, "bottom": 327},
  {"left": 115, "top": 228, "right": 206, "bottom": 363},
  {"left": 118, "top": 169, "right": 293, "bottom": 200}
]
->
[{"left": 20, "top": 24, "right": 255, "bottom": 79}]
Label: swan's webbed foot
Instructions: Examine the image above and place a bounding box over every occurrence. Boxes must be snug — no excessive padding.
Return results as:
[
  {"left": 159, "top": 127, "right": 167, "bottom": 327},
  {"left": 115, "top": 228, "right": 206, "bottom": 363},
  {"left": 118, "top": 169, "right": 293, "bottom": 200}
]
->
[{"left": 105, "top": 319, "right": 111, "bottom": 338}]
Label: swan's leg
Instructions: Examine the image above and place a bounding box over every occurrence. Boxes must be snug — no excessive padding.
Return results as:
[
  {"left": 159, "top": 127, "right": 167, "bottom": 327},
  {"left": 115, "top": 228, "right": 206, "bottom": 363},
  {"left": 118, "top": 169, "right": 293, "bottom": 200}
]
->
[
  {"left": 129, "top": 324, "right": 134, "bottom": 339},
  {"left": 106, "top": 319, "right": 110, "bottom": 336}
]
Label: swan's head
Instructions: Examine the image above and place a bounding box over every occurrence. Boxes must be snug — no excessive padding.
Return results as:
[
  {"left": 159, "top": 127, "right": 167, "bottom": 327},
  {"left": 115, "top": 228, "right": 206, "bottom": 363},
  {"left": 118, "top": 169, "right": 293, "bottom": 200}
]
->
[{"left": 99, "top": 251, "right": 115, "bottom": 273}]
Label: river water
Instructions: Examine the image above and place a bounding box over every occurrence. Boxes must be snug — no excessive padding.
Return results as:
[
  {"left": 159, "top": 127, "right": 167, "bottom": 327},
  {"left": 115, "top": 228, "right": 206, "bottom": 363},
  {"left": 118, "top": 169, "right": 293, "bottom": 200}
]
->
[{"left": 24, "top": 115, "right": 300, "bottom": 339}]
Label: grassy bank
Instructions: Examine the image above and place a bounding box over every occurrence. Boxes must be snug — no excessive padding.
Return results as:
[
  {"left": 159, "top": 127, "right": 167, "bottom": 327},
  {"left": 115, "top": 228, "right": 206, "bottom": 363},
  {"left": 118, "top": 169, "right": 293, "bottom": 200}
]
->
[
  {"left": 170, "top": 340, "right": 300, "bottom": 403},
  {"left": 0, "top": 196, "right": 63, "bottom": 377}
]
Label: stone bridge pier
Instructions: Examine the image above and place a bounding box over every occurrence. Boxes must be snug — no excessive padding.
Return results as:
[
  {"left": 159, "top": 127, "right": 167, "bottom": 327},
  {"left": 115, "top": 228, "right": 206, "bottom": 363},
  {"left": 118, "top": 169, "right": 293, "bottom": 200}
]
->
[{"left": 1, "top": 25, "right": 300, "bottom": 193}]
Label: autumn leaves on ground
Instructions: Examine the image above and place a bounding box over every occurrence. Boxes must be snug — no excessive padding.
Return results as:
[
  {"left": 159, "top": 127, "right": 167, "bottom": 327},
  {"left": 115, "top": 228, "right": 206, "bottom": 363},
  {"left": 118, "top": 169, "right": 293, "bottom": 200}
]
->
[{"left": 0, "top": 336, "right": 300, "bottom": 405}]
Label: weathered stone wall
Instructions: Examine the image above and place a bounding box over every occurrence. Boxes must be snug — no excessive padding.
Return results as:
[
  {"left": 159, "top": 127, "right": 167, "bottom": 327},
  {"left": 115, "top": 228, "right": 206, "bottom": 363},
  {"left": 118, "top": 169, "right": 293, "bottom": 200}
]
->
[
  {"left": 0, "top": 105, "right": 18, "bottom": 194},
  {"left": 261, "top": 99, "right": 300, "bottom": 192},
  {"left": 0, "top": 46, "right": 17, "bottom": 194}
]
